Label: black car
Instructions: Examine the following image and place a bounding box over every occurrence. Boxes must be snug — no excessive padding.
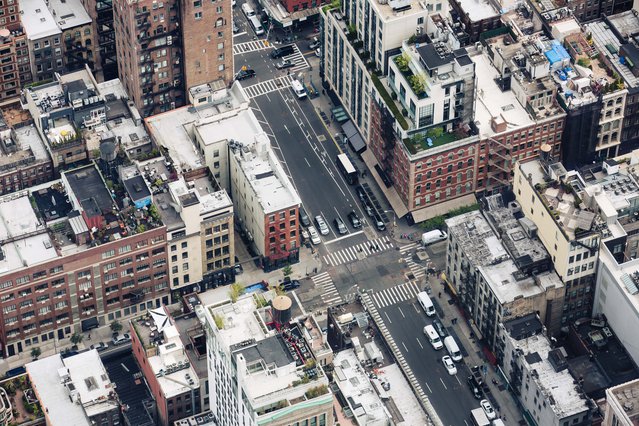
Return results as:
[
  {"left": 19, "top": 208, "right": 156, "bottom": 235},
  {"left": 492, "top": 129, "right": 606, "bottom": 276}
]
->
[
  {"left": 433, "top": 319, "right": 447, "bottom": 338},
  {"left": 235, "top": 69, "right": 256, "bottom": 81},
  {"left": 355, "top": 185, "right": 367, "bottom": 203},
  {"left": 347, "top": 211, "right": 361, "bottom": 228},
  {"left": 299, "top": 207, "right": 310, "bottom": 226},
  {"left": 270, "top": 44, "right": 295, "bottom": 59},
  {"left": 282, "top": 277, "right": 301, "bottom": 291},
  {"left": 467, "top": 376, "right": 483, "bottom": 399}
]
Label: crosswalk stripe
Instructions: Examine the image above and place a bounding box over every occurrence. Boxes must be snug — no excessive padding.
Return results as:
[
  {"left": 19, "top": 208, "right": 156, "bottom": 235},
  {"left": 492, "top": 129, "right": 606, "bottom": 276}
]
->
[{"left": 322, "top": 236, "right": 397, "bottom": 267}]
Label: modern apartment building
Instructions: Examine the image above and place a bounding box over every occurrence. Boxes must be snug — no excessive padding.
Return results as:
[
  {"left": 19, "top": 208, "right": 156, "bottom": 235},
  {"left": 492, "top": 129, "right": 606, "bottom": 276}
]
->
[
  {"left": 229, "top": 136, "right": 301, "bottom": 271},
  {"left": 445, "top": 201, "right": 565, "bottom": 351},
  {"left": 195, "top": 291, "right": 334, "bottom": 426},
  {"left": 514, "top": 158, "right": 602, "bottom": 324},
  {"left": 131, "top": 307, "right": 201, "bottom": 426},
  {"left": 113, "top": 0, "right": 233, "bottom": 117},
  {"left": 0, "top": 162, "right": 170, "bottom": 358},
  {"left": 499, "top": 314, "right": 592, "bottom": 426},
  {"left": 155, "top": 176, "right": 235, "bottom": 297},
  {"left": 27, "top": 350, "right": 122, "bottom": 426}
]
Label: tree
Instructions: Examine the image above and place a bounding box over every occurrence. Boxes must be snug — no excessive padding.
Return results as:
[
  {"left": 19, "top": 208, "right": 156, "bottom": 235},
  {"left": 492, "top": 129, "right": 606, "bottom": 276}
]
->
[
  {"left": 70, "top": 332, "right": 83, "bottom": 346},
  {"left": 30, "top": 347, "right": 41, "bottom": 360},
  {"left": 110, "top": 320, "right": 123, "bottom": 334},
  {"left": 229, "top": 283, "right": 245, "bottom": 303},
  {"left": 282, "top": 265, "right": 293, "bottom": 279}
]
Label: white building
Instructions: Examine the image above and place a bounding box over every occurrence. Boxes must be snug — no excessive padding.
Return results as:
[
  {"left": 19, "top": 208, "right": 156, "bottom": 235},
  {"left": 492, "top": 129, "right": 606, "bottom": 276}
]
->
[
  {"left": 602, "top": 379, "right": 639, "bottom": 425},
  {"left": 195, "top": 292, "right": 334, "bottom": 426},
  {"left": 27, "top": 350, "right": 121, "bottom": 426},
  {"left": 500, "top": 315, "right": 592, "bottom": 426}
]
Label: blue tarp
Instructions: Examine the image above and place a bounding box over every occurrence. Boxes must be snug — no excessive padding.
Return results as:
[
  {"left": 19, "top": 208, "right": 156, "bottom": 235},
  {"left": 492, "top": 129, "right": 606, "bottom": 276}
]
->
[{"left": 545, "top": 40, "right": 570, "bottom": 64}]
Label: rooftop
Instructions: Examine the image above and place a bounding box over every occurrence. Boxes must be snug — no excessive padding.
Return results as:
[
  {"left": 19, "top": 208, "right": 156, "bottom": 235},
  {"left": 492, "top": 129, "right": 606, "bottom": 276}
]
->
[
  {"left": 479, "top": 261, "right": 563, "bottom": 305},
  {"left": 27, "top": 355, "right": 89, "bottom": 426},
  {"left": 146, "top": 83, "right": 249, "bottom": 174},
  {"left": 607, "top": 379, "right": 639, "bottom": 425},
  {"left": 446, "top": 210, "right": 509, "bottom": 267},
  {"left": 503, "top": 313, "right": 544, "bottom": 341},
  {"left": 453, "top": 0, "right": 499, "bottom": 21},
  {"left": 471, "top": 51, "right": 534, "bottom": 138},
  {"left": 47, "top": 0, "right": 91, "bottom": 30},
  {"left": 367, "top": 0, "right": 431, "bottom": 22},
  {"left": 231, "top": 137, "right": 301, "bottom": 214},
  {"left": 333, "top": 349, "right": 390, "bottom": 425},
  {"left": 505, "top": 329, "right": 589, "bottom": 418},
  {"left": 19, "top": 0, "right": 60, "bottom": 40},
  {"left": 0, "top": 126, "right": 49, "bottom": 172},
  {"left": 64, "top": 164, "right": 114, "bottom": 216}
]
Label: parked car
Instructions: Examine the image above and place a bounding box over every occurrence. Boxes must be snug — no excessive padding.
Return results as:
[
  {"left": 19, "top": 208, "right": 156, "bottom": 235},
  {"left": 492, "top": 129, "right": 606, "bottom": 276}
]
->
[
  {"left": 301, "top": 227, "right": 310, "bottom": 241},
  {"left": 235, "top": 69, "right": 256, "bottom": 81},
  {"left": 276, "top": 59, "right": 295, "bottom": 69},
  {"left": 373, "top": 215, "right": 386, "bottom": 231},
  {"left": 315, "top": 48, "right": 321, "bottom": 57},
  {"left": 308, "top": 37, "right": 320, "bottom": 50},
  {"left": 347, "top": 211, "right": 361, "bottom": 228},
  {"left": 480, "top": 399, "right": 496, "bottom": 420},
  {"left": 90, "top": 342, "right": 109, "bottom": 352},
  {"left": 299, "top": 207, "right": 310, "bottom": 226},
  {"left": 364, "top": 203, "right": 375, "bottom": 217},
  {"left": 467, "top": 376, "right": 482, "bottom": 399},
  {"left": 315, "top": 215, "right": 329, "bottom": 235},
  {"left": 282, "top": 278, "right": 301, "bottom": 291},
  {"left": 433, "top": 318, "right": 448, "bottom": 338},
  {"left": 112, "top": 333, "right": 131, "bottom": 346},
  {"left": 308, "top": 226, "right": 321, "bottom": 244},
  {"left": 333, "top": 217, "right": 347, "bottom": 235},
  {"left": 442, "top": 355, "right": 457, "bottom": 375},
  {"left": 355, "top": 185, "right": 367, "bottom": 203},
  {"left": 233, "top": 22, "right": 240, "bottom": 33}
]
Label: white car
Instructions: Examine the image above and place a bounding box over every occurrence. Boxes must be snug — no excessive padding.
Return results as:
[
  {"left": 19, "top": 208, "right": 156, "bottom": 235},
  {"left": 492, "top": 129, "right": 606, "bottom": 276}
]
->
[
  {"left": 314, "top": 215, "right": 329, "bottom": 235},
  {"left": 308, "top": 226, "right": 321, "bottom": 245},
  {"left": 315, "top": 48, "right": 321, "bottom": 57},
  {"left": 480, "top": 399, "right": 496, "bottom": 420},
  {"left": 442, "top": 355, "right": 457, "bottom": 375},
  {"left": 301, "top": 228, "right": 310, "bottom": 241}
]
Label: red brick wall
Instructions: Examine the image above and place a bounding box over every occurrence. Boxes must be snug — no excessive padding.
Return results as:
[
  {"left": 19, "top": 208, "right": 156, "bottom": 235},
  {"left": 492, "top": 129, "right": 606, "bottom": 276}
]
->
[
  {"left": 280, "top": 0, "right": 328, "bottom": 13},
  {"left": 263, "top": 206, "right": 300, "bottom": 262}
]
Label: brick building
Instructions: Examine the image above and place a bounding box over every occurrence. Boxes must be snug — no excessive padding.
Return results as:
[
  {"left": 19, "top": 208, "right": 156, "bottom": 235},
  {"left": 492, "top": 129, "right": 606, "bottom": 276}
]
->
[
  {"left": 78, "top": 0, "right": 117, "bottom": 81},
  {"left": 0, "top": 0, "right": 27, "bottom": 104},
  {"left": 113, "top": 0, "right": 233, "bottom": 117},
  {"left": 0, "top": 163, "right": 169, "bottom": 359}
]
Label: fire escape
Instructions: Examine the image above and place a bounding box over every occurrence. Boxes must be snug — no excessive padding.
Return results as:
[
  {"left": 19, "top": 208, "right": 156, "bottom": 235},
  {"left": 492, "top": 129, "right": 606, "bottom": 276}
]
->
[
  {"left": 486, "top": 137, "right": 512, "bottom": 189},
  {"left": 97, "top": 0, "right": 117, "bottom": 79},
  {"left": 65, "top": 37, "right": 93, "bottom": 73},
  {"left": 378, "top": 99, "right": 396, "bottom": 177}
]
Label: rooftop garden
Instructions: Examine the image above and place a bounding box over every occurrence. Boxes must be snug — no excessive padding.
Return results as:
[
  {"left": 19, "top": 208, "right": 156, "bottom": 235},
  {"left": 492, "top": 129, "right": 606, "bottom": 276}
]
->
[
  {"left": 393, "top": 54, "right": 427, "bottom": 99},
  {"left": 371, "top": 73, "right": 409, "bottom": 131},
  {"left": 402, "top": 127, "right": 464, "bottom": 155},
  {"left": 321, "top": 0, "right": 340, "bottom": 14}
]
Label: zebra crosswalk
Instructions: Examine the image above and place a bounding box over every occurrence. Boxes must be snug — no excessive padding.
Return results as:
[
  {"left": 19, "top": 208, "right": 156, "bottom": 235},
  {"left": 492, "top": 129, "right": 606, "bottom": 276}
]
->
[
  {"left": 322, "top": 236, "right": 394, "bottom": 267},
  {"left": 371, "top": 281, "right": 421, "bottom": 309},
  {"left": 281, "top": 44, "right": 309, "bottom": 73},
  {"left": 243, "top": 75, "right": 294, "bottom": 99},
  {"left": 233, "top": 40, "right": 272, "bottom": 55},
  {"left": 312, "top": 271, "right": 342, "bottom": 306}
]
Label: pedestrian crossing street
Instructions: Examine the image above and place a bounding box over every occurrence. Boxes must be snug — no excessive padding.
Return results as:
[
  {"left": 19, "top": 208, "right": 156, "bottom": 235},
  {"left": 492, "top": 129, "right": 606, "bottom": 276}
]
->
[
  {"left": 371, "top": 280, "right": 422, "bottom": 309},
  {"left": 282, "top": 44, "right": 310, "bottom": 73},
  {"left": 322, "top": 236, "right": 394, "bottom": 267},
  {"left": 243, "top": 75, "right": 294, "bottom": 99},
  {"left": 312, "top": 271, "right": 343, "bottom": 306},
  {"left": 233, "top": 40, "right": 272, "bottom": 55}
]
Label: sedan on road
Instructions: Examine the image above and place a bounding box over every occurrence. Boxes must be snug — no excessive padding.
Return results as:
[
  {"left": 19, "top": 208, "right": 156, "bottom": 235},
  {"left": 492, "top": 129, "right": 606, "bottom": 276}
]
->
[
  {"left": 282, "top": 279, "right": 301, "bottom": 291},
  {"left": 442, "top": 355, "right": 457, "bottom": 375},
  {"left": 275, "top": 59, "right": 295, "bottom": 69},
  {"left": 308, "top": 226, "right": 321, "bottom": 245},
  {"left": 315, "top": 215, "right": 329, "bottom": 235},
  {"left": 334, "top": 217, "right": 347, "bottom": 235},
  {"left": 235, "top": 69, "right": 256, "bottom": 81},
  {"left": 90, "top": 342, "right": 108, "bottom": 352},
  {"left": 309, "top": 37, "right": 320, "bottom": 50},
  {"left": 480, "top": 399, "right": 496, "bottom": 420},
  {"left": 467, "top": 376, "right": 483, "bottom": 399},
  {"left": 347, "top": 211, "right": 361, "bottom": 228}
]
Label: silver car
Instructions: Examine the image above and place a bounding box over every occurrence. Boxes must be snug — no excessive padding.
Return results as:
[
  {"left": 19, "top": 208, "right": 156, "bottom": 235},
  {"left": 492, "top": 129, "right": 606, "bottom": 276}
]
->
[
  {"left": 308, "top": 226, "right": 321, "bottom": 244},
  {"left": 315, "top": 215, "right": 329, "bottom": 235}
]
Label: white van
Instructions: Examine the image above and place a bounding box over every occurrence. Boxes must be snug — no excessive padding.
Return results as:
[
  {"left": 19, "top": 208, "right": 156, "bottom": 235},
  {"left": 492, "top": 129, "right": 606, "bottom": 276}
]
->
[
  {"left": 417, "top": 291, "right": 436, "bottom": 317},
  {"left": 248, "top": 16, "right": 264, "bottom": 35},
  {"left": 444, "top": 336, "right": 462, "bottom": 362},
  {"left": 291, "top": 79, "right": 306, "bottom": 99},
  {"left": 422, "top": 229, "right": 447, "bottom": 246},
  {"left": 241, "top": 3, "right": 256, "bottom": 16},
  {"left": 424, "top": 325, "right": 443, "bottom": 350}
]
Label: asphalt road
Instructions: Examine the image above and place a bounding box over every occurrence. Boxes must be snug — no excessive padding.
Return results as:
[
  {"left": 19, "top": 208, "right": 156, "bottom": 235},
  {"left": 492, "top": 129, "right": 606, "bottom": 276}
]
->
[{"left": 379, "top": 297, "right": 479, "bottom": 426}]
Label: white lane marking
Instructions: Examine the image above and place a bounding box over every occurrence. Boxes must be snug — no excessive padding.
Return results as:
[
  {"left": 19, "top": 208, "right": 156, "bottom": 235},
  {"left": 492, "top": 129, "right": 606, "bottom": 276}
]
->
[
  {"left": 384, "top": 311, "right": 392, "bottom": 324},
  {"left": 440, "top": 377, "right": 448, "bottom": 390},
  {"left": 416, "top": 337, "right": 423, "bottom": 349}
]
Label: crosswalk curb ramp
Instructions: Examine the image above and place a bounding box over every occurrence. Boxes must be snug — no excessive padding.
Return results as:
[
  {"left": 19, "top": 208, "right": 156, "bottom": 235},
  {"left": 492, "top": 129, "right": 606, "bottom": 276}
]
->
[
  {"left": 311, "top": 271, "right": 342, "bottom": 306},
  {"left": 323, "top": 236, "right": 394, "bottom": 266}
]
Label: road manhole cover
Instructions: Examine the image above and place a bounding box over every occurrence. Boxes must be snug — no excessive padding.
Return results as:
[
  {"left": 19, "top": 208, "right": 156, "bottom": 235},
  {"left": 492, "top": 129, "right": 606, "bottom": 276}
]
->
[{"left": 317, "top": 135, "right": 326, "bottom": 142}]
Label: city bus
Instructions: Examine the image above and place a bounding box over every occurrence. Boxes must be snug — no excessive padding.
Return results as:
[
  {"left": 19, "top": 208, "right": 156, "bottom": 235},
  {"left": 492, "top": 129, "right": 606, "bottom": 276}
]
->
[
  {"left": 336, "top": 153, "right": 358, "bottom": 185},
  {"left": 248, "top": 16, "right": 264, "bottom": 35}
]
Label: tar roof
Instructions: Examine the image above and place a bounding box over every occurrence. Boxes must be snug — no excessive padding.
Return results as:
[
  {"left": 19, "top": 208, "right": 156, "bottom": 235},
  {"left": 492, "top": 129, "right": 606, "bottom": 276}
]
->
[
  {"left": 123, "top": 175, "right": 151, "bottom": 201},
  {"left": 503, "top": 313, "right": 543, "bottom": 340},
  {"left": 236, "top": 335, "right": 295, "bottom": 368},
  {"left": 65, "top": 164, "right": 113, "bottom": 215}
]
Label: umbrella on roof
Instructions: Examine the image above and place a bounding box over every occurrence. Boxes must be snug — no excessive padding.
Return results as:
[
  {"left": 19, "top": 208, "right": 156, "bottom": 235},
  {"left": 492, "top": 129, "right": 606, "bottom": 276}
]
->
[{"left": 149, "top": 307, "right": 169, "bottom": 333}]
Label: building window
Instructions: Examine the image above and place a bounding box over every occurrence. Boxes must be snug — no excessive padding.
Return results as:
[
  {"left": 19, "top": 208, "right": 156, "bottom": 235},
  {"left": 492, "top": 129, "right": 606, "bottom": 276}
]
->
[{"left": 194, "top": 11, "right": 202, "bottom": 19}]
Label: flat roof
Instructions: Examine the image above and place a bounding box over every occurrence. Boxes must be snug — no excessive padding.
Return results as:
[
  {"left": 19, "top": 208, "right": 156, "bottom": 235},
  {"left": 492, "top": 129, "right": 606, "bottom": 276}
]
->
[
  {"left": 454, "top": 0, "right": 499, "bottom": 21},
  {"left": 369, "top": 0, "right": 430, "bottom": 22},
  {"left": 503, "top": 313, "right": 544, "bottom": 340},
  {"left": 65, "top": 164, "right": 113, "bottom": 215},
  {"left": 585, "top": 19, "right": 639, "bottom": 88},
  {"left": 607, "top": 379, "right": 639, "bottom": 423},
  {"left": 232, "top": 137, "right": 301, "bottom": 214},
  {"left": 0, "top": 195, "right": 57, "bottom": 274},
  {"left": 507, "top": 333, "right": 589, "bottom": 418},
  {"left": 480, "top": 262, "right": 563, "bottom": 305},
  {"left": 48, "top": 0, "right": 91, "bottom": 30},
  {"left": 237, "top": 335, "right": 295, "bottom": 368},
  {"left": 62, "top": 350, "right": 119, "bottom": 417},
  {"left": 194, "top": 108, "right": 262, "bottom": 147},
  {"left": 472, "top": 52, "right": 533, "bottom": 137},
  {"left": 333, "top": 349, "right": 389, "bottom": 424},
  {"left": 20, "top": 0, "right": 61, "bottom": 40},
  {"left": 123, "top": 175, "right": 151, "bottom": 201},
  {"left": 27, "top": 355, "right": 90, "bottom": 426},
  {"left": 446, "top": 210, "right": 509, "bottom": 267}
]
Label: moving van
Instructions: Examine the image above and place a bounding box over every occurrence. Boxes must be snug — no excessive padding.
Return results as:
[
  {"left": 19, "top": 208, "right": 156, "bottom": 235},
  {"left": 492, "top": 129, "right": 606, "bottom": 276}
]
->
[
  {"left": 417, "top": 291, "right": 436, "bottom": 316},
  {"left": 422, "top": 229, "right": 447, "bottom": 246},
  {"left": 444, "top": 336, "right": 462, "bottom": 362},
  {"left": 423, "top": 325, "right": 443, "bottom": 350},
  {"left": 241, "top": 3, "right": 255, "bottom": 16}
]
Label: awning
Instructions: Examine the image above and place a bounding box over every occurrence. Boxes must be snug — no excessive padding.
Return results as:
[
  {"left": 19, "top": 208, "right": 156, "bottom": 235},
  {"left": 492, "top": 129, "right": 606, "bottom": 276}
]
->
[
  {"left": 410, "top": 193, "right": 477, "bottom": 223},
  {"left": 81, "top": 317, "right": 99, "bottom": 331},
  {"left": 341, "top": 120, "right": 367, "bottom": 154},
  {"left": 361, "top": 150, "right": 409, "bottom": 218}
]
